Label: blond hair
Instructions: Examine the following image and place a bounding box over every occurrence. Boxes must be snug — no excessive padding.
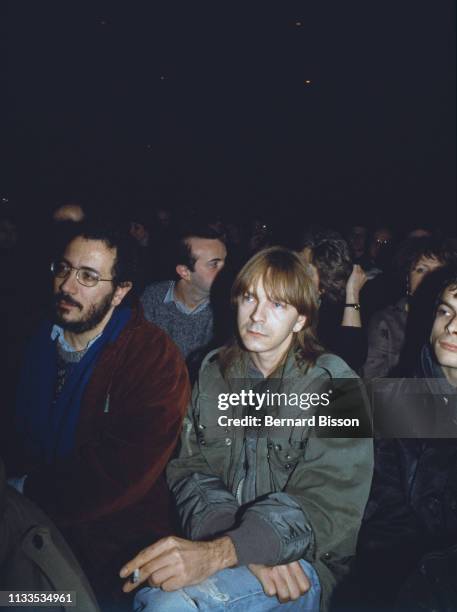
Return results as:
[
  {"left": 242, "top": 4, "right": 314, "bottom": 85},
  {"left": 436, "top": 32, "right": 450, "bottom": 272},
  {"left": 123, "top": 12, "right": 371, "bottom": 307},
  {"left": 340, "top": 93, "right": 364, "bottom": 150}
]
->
[{"left": 220, "top": 246, "right": 323, "bottom": 377}]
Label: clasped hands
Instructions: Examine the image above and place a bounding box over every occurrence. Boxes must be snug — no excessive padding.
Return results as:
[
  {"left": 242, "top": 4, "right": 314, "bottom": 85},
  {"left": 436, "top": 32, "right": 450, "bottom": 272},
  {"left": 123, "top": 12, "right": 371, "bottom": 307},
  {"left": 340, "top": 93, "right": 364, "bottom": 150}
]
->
[{"left": 120, "top": 535, "right": 310, "bottom": 603}]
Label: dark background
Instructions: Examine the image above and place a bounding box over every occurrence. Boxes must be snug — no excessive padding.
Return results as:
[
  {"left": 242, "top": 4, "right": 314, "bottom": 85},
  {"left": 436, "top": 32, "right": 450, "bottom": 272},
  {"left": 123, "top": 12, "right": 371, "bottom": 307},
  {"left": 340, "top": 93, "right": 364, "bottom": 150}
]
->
[{"left": 3, "top": 1, "right": 456, "bottom": 231}]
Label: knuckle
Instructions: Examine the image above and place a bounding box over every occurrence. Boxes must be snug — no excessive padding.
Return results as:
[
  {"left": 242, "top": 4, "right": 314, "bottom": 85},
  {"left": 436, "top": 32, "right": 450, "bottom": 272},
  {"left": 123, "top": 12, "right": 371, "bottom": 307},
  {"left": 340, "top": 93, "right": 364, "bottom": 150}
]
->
[
  {"left": 172, "top": 550, "right": 183, "bottom": 564},
  {"left": 164, "top": 536, "right": 178, "bottom": 550}
]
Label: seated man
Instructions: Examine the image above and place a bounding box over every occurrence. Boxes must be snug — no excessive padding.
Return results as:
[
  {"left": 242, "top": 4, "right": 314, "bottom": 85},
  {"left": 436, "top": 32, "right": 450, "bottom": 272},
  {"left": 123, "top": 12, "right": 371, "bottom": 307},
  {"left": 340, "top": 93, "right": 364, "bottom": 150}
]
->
[
  {"left": 141, "top": 221, "right": 227, "bottom": 379},
  {"left": 6, "top": 222, "right": 190, "bottom": 600},
  {"left": 357, "top": 268, "right": 457, "bottom": 610},
  {"left": 121, "top": 247, "right": 373, "bottom": 611}
]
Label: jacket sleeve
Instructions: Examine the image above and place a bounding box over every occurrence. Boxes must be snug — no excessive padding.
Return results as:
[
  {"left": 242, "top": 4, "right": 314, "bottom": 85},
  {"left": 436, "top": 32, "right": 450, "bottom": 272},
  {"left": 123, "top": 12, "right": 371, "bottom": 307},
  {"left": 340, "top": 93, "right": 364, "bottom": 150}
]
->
[
  {"left": 24, "top": 327, "right": 190, "bottom": 524},
  {"left": 166, "top": 378, "right": 240, "bottom": 541}
]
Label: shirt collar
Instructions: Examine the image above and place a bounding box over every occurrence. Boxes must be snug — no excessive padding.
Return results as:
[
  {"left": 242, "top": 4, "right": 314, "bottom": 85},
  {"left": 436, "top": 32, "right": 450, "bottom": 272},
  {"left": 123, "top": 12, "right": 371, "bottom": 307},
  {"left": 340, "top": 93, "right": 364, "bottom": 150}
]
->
[
  {"left": 163, "top": 280, "right": 209, "bottom": 315},
  {"left": 51, "top": 325, "right": 102, "bottom": 353}
]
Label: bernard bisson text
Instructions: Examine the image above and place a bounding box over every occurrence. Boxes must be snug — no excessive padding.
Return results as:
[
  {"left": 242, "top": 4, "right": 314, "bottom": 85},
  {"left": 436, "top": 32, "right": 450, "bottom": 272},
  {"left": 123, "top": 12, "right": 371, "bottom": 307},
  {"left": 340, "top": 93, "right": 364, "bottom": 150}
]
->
[{"left": 217, "top": 415, "right": 360, "bottom": 428}]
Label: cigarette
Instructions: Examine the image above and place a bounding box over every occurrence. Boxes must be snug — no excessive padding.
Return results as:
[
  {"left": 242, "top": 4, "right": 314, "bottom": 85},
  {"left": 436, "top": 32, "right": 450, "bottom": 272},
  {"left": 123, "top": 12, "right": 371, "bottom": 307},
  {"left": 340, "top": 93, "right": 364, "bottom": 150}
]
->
[{"left": 131, "top": 568, "right": 140, "bottom": 584}]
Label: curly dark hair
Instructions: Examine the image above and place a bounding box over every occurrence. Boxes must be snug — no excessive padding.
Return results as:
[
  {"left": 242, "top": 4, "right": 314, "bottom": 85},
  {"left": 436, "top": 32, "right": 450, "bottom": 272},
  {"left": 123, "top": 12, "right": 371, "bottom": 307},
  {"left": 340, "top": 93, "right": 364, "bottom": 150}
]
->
[
  {"left": 312, "top": 240, "right": 352, "bottom": 303},
  {"left": 394, "top": 236, "right": 457, "bottom": 277},
  {"left": 300, "top": 229, "right": 353, "bottom": 303},
  {"left": 59, "top": 220, "right": 139, "bottom": 288}
]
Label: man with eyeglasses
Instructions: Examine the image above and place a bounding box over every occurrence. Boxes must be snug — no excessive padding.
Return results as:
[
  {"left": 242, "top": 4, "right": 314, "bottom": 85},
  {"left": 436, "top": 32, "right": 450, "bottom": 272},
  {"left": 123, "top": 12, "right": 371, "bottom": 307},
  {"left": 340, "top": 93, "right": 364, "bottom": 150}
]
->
[{"left": 6, "top": 222, "right": 190, "bottom": 604}]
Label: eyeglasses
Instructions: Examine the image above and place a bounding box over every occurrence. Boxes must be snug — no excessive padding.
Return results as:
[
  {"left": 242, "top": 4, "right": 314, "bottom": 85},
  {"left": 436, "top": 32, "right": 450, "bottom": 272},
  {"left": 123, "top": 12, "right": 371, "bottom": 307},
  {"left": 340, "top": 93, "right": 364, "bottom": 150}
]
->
[{"left": 50, "top": 261, "right": 114, "bottom": 287}]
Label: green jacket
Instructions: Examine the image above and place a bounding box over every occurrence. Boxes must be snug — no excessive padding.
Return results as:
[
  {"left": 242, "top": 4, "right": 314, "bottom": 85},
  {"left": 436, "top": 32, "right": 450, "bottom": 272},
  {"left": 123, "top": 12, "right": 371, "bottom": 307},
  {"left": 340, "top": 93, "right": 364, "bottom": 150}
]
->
[{"left": 167, "top": 348, "right": 373, "bottom": 609}]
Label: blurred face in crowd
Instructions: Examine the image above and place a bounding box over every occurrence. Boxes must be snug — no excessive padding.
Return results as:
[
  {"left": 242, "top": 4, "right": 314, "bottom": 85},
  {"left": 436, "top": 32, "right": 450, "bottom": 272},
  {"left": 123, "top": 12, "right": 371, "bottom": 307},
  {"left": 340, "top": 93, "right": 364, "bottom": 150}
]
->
[
  {"left": 129, "top": 221, "right": 150, "bottom": 247},
  {"left": 52, "top": 203, "right": 85, "bottom": 223},
  {"left": 185, "top": 237, "right": 227, "bottom": 296},
  {"left": 369, "top": 228, "right": 393, "bottom": 260},
  {"left": 249, "top": 219, "right": 272, "bottom": 253},
  {"left": 237, "top": 277, "right": 306, "bottom": 370},
  {"left": 409, "top": 255, "right": 443, "bottom": 295},
  {"left": 430, "top": 285, "right": 457, "bottom": 386},
  {"left": 156, "top": 208, "right": 171, "bottom": 228},
  {"left": 408, "top": 228, "right": 431, "bottom": 239},
  {"left": 348, "top": 225, "right": 367, "bottom": 259},
  {"left": 348, "top": 225, "right": 367, "bottom": 258},
  {"left": 53, "top": 237, "right": 130, "bottom": 335}
]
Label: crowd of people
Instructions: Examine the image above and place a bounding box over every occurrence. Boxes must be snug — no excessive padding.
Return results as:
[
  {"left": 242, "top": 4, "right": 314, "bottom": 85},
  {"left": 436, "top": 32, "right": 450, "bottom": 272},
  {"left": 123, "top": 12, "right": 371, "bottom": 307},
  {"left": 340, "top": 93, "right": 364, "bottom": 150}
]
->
[{"left": 1, "top": 197, "right": 457, "bottom": 611}]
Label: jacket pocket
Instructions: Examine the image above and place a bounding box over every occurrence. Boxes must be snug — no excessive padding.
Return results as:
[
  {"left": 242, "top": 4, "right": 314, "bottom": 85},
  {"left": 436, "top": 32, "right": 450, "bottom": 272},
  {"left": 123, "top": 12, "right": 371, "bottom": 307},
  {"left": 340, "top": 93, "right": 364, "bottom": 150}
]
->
[
  {"left": 267, "top": 439, "right": 307, "bottom": 490},
  {"left": 196, "top": 431, "right": 232, "bottom": 481}
]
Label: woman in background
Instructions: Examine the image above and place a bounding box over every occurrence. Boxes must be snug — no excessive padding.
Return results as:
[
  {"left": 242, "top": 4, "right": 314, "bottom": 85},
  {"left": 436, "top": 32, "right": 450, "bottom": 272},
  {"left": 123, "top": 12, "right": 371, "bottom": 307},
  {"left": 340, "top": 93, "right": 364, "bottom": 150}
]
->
[{"left": 363, "top": 236, "right": 456, "bottom": 378}]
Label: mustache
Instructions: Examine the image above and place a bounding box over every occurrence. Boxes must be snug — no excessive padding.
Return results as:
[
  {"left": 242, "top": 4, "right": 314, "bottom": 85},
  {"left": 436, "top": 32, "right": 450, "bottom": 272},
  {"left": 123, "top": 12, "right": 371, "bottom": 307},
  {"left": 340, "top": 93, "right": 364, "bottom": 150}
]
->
[{"left": 55, "top": 292, "right": 83, "bottom": 310}]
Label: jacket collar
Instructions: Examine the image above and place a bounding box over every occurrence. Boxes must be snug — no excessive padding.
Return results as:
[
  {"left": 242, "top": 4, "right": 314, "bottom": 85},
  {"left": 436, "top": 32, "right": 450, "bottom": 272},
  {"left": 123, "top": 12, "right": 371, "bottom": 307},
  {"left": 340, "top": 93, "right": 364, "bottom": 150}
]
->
[{"left": 419, "top": 343, "right": 456, "bottom": 395}]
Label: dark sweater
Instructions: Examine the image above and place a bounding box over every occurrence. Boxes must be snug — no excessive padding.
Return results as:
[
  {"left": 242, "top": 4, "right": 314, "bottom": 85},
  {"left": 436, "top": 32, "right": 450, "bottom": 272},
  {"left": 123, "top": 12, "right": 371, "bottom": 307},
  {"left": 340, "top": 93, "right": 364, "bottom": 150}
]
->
[{"left": 141, "top": 280, "right": 215, "bottom": 376}]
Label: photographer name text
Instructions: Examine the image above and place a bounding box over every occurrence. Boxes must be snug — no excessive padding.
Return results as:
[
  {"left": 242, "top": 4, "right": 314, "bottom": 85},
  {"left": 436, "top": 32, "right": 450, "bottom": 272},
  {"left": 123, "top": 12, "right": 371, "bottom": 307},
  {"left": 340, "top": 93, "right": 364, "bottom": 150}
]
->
[{"left": 217, "top": 415, "right": 360, "bottom": 428}]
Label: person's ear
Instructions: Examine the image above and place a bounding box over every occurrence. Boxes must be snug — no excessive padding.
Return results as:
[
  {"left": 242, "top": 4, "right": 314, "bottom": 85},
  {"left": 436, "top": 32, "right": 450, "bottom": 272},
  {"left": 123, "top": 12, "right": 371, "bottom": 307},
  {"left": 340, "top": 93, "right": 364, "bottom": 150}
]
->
[
  {"left": 112, "top": 282, "right": 132, "bottom": 306},
  {"left": 176, "top": 264, "right": 191, "bottom": 281},
  {"left": 293, "top": 314, "right": 307, "bottom": 333}
]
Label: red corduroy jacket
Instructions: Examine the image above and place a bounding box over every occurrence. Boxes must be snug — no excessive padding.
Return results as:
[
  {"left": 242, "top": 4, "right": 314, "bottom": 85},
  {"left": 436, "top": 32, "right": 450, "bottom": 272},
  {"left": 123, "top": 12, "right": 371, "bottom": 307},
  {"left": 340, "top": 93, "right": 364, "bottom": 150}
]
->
[{"left": 22, "top": 303, "right": 190, "bottom": 589}]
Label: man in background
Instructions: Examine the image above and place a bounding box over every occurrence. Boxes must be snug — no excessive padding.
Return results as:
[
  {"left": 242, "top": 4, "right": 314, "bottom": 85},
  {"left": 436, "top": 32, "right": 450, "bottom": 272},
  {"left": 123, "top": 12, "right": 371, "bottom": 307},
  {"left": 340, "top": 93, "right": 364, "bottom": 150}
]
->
[{"left": 141, "top": 220, "right": 227, "bottom": 379}]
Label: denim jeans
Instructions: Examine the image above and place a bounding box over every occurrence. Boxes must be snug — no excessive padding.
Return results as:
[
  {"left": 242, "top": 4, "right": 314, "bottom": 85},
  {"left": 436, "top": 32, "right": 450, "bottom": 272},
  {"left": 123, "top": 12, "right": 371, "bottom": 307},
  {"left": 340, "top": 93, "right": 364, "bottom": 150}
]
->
[{"left": 133, "top": 560, "right": 320, "bottom": 611}]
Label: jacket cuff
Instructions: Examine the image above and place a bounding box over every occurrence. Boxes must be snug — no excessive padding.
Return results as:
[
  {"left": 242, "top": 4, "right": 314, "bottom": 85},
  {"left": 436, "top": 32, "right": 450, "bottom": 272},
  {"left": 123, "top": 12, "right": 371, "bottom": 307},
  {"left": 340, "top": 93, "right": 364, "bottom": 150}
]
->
[
  {"left": 171, "top": 473, "right": 240, "bottom": 540},
  {"left": 194, "top": 509, "right": 238, "bottom": 540},
  {"left": 227, "top": 514, "right": 281, "bottom": 566}
]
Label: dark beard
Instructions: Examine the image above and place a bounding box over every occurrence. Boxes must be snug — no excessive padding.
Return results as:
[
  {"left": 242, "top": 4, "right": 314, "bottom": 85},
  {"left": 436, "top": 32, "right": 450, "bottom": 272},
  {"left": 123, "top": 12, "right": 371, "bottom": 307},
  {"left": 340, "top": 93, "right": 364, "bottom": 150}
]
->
[{"left": 54, "top": 289, "right": 115, "bottom": 334}]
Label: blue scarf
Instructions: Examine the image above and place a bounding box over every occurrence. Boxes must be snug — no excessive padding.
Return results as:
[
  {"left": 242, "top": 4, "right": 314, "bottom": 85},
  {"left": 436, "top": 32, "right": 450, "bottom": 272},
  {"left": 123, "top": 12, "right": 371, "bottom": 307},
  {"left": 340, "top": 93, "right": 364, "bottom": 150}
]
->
[{"left": 16, "top": 306, "right": 131, "bottom": 464}]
